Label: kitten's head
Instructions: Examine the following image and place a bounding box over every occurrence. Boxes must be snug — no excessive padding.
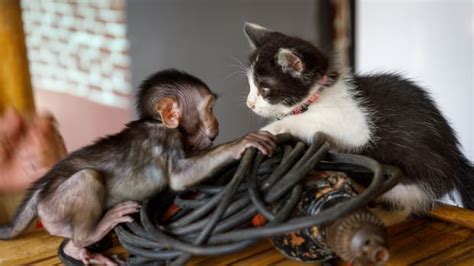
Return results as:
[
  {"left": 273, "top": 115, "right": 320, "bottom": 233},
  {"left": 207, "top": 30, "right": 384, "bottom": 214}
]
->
[{"left": 243, "top": 22, "right": 329, "bottom": 118}]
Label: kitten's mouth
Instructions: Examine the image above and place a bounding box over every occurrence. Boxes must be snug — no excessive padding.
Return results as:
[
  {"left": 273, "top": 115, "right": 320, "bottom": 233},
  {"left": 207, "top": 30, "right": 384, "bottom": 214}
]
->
[{"left": 251, "top": 108, "right": 282, "bottom": 119}]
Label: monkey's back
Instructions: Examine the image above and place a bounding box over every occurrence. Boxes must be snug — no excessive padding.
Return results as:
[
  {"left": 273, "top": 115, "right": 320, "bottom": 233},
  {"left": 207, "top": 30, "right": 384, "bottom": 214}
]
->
[{"left": 34, "top": 119, "right": 185, "bottom": 208}]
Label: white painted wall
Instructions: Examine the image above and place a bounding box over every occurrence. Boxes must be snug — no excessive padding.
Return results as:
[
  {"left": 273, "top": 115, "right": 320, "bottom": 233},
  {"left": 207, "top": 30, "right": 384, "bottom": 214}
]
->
[{"left": 356, "top": 0, "right": 473, "bottom": 161}]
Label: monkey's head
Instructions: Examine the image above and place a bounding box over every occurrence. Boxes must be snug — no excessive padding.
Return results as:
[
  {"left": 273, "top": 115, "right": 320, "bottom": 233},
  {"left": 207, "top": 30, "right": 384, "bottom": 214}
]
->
[{"left": 137, "top": 69, "right": 219, "bottom": 152}]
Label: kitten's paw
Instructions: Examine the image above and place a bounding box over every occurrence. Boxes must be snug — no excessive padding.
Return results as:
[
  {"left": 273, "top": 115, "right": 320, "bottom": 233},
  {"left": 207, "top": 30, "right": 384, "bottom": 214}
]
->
[{"left": 261, "top": 123, "right": 286, "bottom": 135}]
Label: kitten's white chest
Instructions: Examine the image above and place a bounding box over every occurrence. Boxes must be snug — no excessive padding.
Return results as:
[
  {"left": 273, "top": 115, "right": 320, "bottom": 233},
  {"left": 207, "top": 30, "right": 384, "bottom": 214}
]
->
[{"left": 262, "top": 77, "right": 374, "bottom": 152}]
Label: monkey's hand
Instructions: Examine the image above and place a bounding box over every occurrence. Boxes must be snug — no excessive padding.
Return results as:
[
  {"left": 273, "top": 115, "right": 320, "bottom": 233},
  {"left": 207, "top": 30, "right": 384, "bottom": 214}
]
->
[{"left": 233, "top": 131, "right": 277, "bottom": 159}]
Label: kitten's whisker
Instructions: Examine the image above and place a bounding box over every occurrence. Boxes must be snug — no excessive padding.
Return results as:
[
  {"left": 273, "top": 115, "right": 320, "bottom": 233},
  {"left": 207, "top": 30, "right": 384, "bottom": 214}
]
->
[
  {"left": 225, "top": 70, "right": 247, "bottom": 80},
  {"left": 231, "top": 57, "right": 248, "bottom": 72},
  {"left": 229, "top": 63, "right": 247, "bottom": 72}
]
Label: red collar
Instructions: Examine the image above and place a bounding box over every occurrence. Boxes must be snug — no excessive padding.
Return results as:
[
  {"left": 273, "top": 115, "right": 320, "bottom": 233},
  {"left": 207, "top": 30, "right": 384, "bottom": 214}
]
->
[
  {"left": 290, "top": 92, "right": 320, "bottom": 115},
  {"left": 289, "top": 74, "right": 330, "bottom": 116}
]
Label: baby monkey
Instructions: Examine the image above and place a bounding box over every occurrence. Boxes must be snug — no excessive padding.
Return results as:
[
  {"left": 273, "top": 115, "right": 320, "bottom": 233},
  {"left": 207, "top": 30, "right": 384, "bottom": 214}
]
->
[{"left": 0, "top": 69, "right": 276, "bottom": 265}]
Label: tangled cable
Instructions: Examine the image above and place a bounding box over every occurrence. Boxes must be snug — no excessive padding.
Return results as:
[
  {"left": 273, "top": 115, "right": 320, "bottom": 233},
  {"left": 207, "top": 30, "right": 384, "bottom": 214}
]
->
[{"left": 115, "top": 133, "right": 401, "bottom": 265}]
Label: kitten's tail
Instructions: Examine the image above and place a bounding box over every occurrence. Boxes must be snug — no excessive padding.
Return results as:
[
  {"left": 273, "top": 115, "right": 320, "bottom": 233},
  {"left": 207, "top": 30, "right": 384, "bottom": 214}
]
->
[
  {"left": 458, "top": 164, "right": 474, "bottom": 210},
  {"left": 0, "top": 190, "right": 39, "bottom": 239}
]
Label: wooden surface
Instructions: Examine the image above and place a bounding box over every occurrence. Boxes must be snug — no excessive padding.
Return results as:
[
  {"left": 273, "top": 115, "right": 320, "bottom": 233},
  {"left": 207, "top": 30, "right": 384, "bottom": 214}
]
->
[{"left": 0, "top": 217, "right": 473, "bottom": 266}]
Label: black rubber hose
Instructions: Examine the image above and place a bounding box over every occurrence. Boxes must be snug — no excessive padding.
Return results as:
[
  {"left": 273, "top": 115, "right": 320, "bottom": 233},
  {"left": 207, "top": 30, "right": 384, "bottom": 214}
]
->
[
  {"left": 125, "top": 222, "right": 156, "bottom": 241},
  {"left": 205, "top": 184, "right": 302, "bottom": 242},
  {"left": 261, "top": 142, "right": 306, "bottom": 191},
  {"left": 167, "top": 194, "right": 252, "bottom": 235},
  {"left": 168, "top": 135, "right": 294, "bottom": 229},
  {"left": 115, "top": 226, "right": 163, "bottom": 249},
  {"left": 115, "top": 133, "right": 401, "bottom": 264},
  {"left": 171, "top": 148, "right": 258, "bottom": 264},
  {"left": 141, "top": 201, "right": 258, "bottom": 256},
  {"left": 208, "top": 152, "right": 385, "bottom": 243},
  {"left": 247, "top": 152, "right": 277, "bottom": 221},
  {"left": 265, "top": 141, "right": 329, "bottom": 203},
  {"left": 168, "top": 144, "right": 304, "bottom": 236},
  {"left": 168, "top": 184, "right": 227, "bottom": 228}
]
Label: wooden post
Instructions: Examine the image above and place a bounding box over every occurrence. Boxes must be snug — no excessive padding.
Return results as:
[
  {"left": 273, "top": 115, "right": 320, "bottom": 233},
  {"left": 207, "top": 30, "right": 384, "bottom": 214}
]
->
[
  {"left": 430, "top": 203, "right": 474, "bottom": 229},
  {"left": 0, "top": 0, "right": 35, "bottom": 224},
  {"left": 0, "top": 0, "right": 35, "bottom": 112}
]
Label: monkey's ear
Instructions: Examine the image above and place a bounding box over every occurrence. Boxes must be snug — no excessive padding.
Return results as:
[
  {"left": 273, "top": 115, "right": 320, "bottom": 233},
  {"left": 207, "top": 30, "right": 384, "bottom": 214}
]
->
[
  {"left": 243, "top": 22, "right": 272, "bottom": 49},
  {"left": 277, "top": 48, "right": 304, "bottom": 77},
  {"left": 156, "top": 97, "right": 181, "bottom": 129}
]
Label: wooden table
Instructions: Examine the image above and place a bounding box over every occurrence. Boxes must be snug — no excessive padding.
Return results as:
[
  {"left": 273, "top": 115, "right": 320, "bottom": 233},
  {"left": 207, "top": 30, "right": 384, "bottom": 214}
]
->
[{"left": 0, "top": 217, "right": 473, "bottom": 265}]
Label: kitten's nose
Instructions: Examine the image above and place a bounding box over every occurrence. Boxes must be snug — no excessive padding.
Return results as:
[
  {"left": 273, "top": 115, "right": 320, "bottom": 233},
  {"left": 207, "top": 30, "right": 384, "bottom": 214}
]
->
[{"left": 247, "top": 100, "right": 256, "bottom": 109}]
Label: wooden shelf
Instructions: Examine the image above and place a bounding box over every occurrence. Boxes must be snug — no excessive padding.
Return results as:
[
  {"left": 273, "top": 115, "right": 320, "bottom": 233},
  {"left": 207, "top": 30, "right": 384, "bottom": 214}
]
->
[{"left": 0, "top": 217, "right": 472, "bottom": 265}]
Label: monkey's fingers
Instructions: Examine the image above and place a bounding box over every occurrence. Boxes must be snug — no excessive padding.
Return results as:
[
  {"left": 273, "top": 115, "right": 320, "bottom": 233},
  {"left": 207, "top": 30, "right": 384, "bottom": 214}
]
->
[
  {"left": 235, "top": 141, "right": 267, "bottom": 159},
  {"left": 104, "top": 201, "right": 141, "bottom": 220},
  {"left": 245, "top": 138, "right": 273, "bottom": 157},
  {"left": 109, "top": 201, "right": 141, "bottom": 211},
  {"left": 85, "top": 252, "right": 119, "bottom": 266},
  {"left": 256, "top": 130, "right": 278, "bottom": 142},
  {"left": 250, "top": 132, "right": 277, "bottom": 151},
  {"left": 111, "top": 254, "right": 126, "bottom": 266},
  {"left": 246, "top": 135, "right": 276, "bottom": 156}
]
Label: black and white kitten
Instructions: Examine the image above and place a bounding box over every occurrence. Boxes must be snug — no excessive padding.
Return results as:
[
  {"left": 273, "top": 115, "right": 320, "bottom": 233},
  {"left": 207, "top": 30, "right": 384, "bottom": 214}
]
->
[{"left": 242, "top": 22, "right": 474, "bottom": 224}]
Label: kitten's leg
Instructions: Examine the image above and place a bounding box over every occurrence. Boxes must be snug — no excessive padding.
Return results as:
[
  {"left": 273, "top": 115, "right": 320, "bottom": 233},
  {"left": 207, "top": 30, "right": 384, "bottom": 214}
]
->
[
  {"left": 261, "top": 115, "right": 316, "bottom": 143},
  {"left": 261, "top": 112, "right": 370, "bottom": 150},
  {"left": 371, "top": 183, "right": 432, "bottom": 226},
  {"left": 367, "top": 202, "right": 412, "bottom": 227}
]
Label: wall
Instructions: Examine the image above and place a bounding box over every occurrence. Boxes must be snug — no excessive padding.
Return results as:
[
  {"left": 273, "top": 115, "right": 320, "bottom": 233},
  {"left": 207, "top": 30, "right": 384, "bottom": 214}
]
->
[
  {"left": 356, "top": 0, "right": 473, "bottom": 161},
  {"left": 20, "top": 0, "right": 132, "bottom": 150},
  {"left": 126, "top": 0, "right": 322, "bottom": 143}
]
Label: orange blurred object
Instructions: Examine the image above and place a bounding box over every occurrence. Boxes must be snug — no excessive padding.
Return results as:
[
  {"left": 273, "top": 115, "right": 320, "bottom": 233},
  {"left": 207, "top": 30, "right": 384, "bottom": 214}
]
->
[
  {"left": 252, "top": 213, "right": 267, "bottom": 227},
  {"left": 162, "top": 203, "right": 181, "bottom": 222},
  {"left": 0, "top": 108, "right": 66, "bottom": 192}
]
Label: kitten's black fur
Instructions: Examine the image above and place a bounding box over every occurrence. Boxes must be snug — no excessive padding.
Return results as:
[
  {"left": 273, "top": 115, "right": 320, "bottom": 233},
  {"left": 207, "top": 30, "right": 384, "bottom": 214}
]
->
[
  {"left": 244, "top": 23, "right": 474, "bottom": 209},
  {"left": 244, "top": 24, "right": 329, "bottom": 106},
  {"left": 355, "top": 74, "right": 473, "bottom": 208},
  {"left": 246, "top": 30, "right": 328, "bottom": 106}
]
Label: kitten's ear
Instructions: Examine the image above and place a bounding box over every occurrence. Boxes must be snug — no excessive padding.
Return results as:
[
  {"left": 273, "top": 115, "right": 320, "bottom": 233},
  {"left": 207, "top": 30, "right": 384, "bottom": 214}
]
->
[
  {"left": 277, "top": 48, "right": 304, "bottom": 77},
  {"left": 243, "top": 22, "right": 272, "bottom": 49}
]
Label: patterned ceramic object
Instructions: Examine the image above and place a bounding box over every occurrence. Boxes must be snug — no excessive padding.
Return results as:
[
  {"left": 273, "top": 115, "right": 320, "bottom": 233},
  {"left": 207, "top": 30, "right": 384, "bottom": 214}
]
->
[{"left": 270, "top": 171, "right": 357, "bottom": 263}]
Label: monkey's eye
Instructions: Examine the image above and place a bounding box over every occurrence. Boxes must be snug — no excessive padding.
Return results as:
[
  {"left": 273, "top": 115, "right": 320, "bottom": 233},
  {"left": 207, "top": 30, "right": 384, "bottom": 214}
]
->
[{"left": 260, "top": 87, "right": 271, "bottom": 97}]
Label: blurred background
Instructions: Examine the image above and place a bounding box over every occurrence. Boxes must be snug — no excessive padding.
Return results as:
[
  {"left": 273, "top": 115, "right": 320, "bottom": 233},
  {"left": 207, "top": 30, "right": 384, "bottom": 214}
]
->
[
  {"left": 13, "top": 0, "right": 472, "bottom": 155},
  {"left": 0, "top": 0, "right": 472, "bottom": 219},
  {"left": 13, "top": 0, "right": 354, "bottom": 151}
]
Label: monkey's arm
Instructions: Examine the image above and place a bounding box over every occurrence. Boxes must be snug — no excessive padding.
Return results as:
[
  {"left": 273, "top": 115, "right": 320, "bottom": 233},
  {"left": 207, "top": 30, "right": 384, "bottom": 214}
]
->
[
  {"left": 169, "top": 132, "right": 275, "bottom": 191},
  {"left": 169, "top": 144, "right": 233, "bottom": 190}
]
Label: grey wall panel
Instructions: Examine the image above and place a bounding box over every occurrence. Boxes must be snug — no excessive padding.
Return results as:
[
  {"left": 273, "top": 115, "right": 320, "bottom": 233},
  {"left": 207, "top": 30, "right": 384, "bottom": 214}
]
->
[{"left": 126, "top": 0, "right": 320, "bottom": 143}]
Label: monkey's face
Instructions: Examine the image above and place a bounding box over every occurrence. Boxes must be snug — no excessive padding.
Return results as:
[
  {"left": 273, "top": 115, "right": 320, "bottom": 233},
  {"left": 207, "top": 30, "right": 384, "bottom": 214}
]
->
[{"left": 181, "top": 89, "right": 219, "bottom": 152}]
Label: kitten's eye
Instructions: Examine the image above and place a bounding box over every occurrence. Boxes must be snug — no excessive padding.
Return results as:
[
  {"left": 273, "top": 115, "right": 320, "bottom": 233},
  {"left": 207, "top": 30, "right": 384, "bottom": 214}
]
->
[{"left": 260, "top": 87, "right": 271, "bottom": 97}]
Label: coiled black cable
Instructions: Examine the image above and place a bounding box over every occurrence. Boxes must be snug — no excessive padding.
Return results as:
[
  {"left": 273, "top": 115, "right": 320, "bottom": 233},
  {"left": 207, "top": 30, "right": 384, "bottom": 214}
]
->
[{"left": 115, "top": 133, "right": 401, "bottom": 265}]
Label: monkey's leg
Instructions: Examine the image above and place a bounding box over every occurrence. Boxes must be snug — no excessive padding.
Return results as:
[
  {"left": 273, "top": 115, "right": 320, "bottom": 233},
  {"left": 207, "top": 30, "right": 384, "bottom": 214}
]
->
[
  {"left": 71, "top": 200, "right": 140, "bottom": 248},
  {"left": 38, "top": 169, "right": 139, "bottom": 264},
  {"left": 65, "top": 200, "right": 140, "bottom": 265}
]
